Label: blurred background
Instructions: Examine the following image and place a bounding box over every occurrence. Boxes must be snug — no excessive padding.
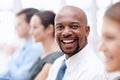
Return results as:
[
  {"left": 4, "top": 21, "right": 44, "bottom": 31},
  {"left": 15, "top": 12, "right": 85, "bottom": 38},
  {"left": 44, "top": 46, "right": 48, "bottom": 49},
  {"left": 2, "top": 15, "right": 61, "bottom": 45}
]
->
[{"left": 0, "top": 0, "right": 119, "bottom": 59}]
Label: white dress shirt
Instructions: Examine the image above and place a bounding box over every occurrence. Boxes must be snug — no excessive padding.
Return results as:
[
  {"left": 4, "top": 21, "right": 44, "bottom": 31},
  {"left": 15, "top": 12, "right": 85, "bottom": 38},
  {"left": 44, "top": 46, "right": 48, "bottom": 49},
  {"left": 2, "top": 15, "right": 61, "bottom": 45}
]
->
[{"left": 47, "top": 44, "right": 110, "bottom": 80}]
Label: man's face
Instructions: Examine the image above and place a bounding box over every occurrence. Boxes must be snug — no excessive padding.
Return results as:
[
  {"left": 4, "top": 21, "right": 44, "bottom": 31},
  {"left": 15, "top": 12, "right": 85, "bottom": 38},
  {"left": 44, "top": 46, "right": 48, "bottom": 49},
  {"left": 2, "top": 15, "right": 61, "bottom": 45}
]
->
[
  {"left": 99, "top": 17, "right": 120, "bottom": 72},
  {"left": 16, "top": 14, "right": 30, "bottom": 38},
  {"left": 55, "top": 10, "right": 90, "bottom": 58}
]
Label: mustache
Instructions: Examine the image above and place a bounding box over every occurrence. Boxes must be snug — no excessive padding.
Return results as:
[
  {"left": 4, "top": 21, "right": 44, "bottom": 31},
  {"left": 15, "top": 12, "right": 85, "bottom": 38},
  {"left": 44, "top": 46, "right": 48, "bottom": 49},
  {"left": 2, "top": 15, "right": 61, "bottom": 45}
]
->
[{"left": 60, "top": 35, "right": 75, "bottom": 39}]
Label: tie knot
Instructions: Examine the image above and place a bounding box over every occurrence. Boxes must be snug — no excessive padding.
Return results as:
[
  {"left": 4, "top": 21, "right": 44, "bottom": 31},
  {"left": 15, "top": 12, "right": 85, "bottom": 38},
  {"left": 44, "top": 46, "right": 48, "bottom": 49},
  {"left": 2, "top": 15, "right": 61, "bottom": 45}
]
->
[{"left": 60, "top": 60, "right": 67, "bottom": 71}]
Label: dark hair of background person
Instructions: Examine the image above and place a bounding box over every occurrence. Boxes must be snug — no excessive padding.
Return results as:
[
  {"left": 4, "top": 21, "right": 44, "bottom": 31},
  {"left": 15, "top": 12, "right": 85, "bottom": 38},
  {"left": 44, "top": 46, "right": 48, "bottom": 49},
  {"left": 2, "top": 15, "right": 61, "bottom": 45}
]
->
[
  {"left": 17, "top": 8, "right": 39, "bottom": 23},
  {"left": 105, "top": 2, "right": 120, "bottom": 22},
  {"left": 34, "top": 11, "right": 56, "bottom": 37}
]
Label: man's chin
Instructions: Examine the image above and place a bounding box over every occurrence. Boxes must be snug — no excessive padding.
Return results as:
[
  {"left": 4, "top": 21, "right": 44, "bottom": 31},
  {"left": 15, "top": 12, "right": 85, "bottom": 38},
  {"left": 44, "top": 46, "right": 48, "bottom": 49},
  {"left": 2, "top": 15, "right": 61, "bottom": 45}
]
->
[
  {"left": 62, "top": 49, "right": 74, "bottom": 54},
  {"left": 62, "top": 50, "right": 77, "bottom": 57}
]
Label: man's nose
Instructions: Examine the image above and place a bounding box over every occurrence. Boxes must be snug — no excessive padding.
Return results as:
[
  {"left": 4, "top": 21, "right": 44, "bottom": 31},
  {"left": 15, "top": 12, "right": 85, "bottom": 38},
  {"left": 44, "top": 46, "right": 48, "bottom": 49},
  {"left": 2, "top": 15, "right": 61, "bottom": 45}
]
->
[{"left": 62, "top": 27, "right": 72, "bottom": 37}]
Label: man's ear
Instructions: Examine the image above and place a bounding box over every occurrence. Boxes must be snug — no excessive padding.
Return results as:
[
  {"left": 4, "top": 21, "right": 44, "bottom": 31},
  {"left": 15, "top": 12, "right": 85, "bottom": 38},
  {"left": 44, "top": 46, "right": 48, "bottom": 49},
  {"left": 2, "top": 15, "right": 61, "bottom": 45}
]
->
[{"left": 85, "top": 25, "right": 90, "bottom": 37}]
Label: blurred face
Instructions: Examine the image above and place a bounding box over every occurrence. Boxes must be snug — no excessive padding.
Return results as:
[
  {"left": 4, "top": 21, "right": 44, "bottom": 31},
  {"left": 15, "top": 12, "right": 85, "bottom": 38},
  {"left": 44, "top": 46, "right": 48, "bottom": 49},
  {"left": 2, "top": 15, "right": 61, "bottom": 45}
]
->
[
  {"left": 55, "top": 10, "right": 90, "bottom": 59},
  {"left": 16, "top": 14, "right": 30, "bottom": 38},
  {"left": 99, "top": 17, "right": 120, "bottom": 72},
  {"left": 30, "top": 15, "right": 46, "bottom": 42}
]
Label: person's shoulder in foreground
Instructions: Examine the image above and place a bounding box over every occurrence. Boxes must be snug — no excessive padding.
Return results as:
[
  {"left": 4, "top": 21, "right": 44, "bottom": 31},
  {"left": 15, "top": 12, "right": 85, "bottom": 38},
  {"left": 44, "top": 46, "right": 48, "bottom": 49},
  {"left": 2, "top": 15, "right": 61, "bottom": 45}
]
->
[
  {"left": 98, "top": 2, "right": 120, "bottom": 80},
  {"left": 47, "top": 5, "right": 110, "bottom": 80}
]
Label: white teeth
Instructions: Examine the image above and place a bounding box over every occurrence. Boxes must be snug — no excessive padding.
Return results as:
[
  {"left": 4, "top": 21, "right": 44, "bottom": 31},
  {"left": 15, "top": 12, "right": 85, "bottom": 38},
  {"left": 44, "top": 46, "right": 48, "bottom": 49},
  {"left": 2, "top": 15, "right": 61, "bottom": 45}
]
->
[{"left": 63, "top": 40, "right": 74, "bottom": 43}]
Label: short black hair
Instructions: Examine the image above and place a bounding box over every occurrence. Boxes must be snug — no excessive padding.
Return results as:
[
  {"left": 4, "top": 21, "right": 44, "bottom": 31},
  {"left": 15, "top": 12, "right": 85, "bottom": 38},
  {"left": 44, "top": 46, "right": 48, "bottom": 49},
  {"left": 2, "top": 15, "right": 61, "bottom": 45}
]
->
[{"left": 17, "top": 8, "right": 39, "bottom": 23}]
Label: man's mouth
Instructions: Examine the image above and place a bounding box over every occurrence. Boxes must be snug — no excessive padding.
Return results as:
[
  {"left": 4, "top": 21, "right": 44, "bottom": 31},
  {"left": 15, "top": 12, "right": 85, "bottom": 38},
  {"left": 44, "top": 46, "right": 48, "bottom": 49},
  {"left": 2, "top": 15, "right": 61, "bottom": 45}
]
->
[{"left": 61, "top": 39, "right": 76, "bottom": 44}]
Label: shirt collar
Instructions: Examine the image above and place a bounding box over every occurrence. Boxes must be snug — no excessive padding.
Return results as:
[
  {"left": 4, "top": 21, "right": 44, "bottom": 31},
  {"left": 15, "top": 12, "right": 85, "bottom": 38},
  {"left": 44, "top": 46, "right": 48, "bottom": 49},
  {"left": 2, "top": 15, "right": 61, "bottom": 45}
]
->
[
  {"left": 24, "top": 38, "right": 33, "bottom": 48},
  {"left": 64, "top": 44, "right": 89, "bottom": 71}
]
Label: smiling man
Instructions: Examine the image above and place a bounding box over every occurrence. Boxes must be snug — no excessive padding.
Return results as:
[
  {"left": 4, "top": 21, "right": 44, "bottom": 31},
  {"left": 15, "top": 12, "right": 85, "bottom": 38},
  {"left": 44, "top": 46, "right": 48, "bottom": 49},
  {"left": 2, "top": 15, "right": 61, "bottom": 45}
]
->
[
  {"left": 47, "top": 6, "right": 109, "bottom": 80},
  {"left": 55, "top": 6, "right": 89, "bottom": 59}
]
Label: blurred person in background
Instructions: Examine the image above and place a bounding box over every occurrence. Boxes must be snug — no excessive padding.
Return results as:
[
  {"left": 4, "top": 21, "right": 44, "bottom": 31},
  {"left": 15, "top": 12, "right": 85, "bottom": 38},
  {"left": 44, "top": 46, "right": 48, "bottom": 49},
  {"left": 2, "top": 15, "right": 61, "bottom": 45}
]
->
[
  {"left": 26, "top": 11, "right": 63, "bottom": 80},
  {"left": 0, "top": 8, "right": 43, "bottom": 80},
  {"left": 98, "top": 2, "right": 120, "bottom": 80}
]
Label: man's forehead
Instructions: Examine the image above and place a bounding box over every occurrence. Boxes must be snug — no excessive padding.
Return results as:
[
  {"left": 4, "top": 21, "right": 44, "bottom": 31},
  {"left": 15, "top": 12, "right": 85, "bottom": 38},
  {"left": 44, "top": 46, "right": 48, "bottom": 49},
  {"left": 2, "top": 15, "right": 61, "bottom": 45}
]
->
[
  {"left": 55, "top": 6, "right": 87, "bottom": 25},
  {"left": 58, "top": 6, "right": 84, "bottom": 15},
  {"left": 56, "top": 8, "right": 80, "bottom": 21},
  {"left": 56, "top": 12, "right": 78, "bottom": 20},
  {"left": 55, "top": 7, "right": 83, "bottom": 22}
]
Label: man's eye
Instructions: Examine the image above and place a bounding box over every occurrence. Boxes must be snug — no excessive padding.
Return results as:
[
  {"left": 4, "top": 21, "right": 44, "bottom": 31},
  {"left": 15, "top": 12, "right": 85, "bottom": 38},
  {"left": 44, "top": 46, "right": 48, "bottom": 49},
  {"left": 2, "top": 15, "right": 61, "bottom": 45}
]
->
[
  {"left": 72, "top": 25, "right": 79, "bottom": 29},
  {"left": 56, "top": 26, "right": 64, "bottom": 30}
]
